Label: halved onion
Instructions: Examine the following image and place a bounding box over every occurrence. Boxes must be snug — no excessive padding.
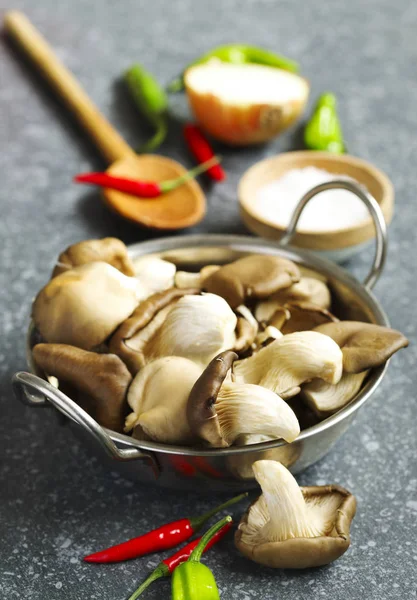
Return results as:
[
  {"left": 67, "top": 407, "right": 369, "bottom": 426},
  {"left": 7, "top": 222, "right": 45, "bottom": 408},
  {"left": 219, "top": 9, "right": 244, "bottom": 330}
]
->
[{"left": 184, "top": 62, "right": 309, "bottom": 145}]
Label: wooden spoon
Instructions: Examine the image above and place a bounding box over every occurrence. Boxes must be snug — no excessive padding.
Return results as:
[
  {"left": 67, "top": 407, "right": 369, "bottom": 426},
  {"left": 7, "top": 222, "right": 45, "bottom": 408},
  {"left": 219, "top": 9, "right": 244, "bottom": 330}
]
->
[{"left": 4, "top": 11, "right": 206, "bottom": 229}]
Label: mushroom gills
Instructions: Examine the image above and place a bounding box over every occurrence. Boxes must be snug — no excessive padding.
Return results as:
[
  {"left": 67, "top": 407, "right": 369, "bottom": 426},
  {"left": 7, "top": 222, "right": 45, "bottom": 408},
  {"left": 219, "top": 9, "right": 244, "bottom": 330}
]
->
[
  {"left": 215, "top": 382, "right": 300, "bottom": 445},
  {"left": 187, "top": 350, "right": 300, "bottom": 448},
  {"left": 302, "top": 370, "right": 369, "bottom": 417},
  {"left": 234, "top": 331, "right": 343, "bottom": 399},
  {"left": 240, "top": 461, "right": 344, "bottom": 545}
]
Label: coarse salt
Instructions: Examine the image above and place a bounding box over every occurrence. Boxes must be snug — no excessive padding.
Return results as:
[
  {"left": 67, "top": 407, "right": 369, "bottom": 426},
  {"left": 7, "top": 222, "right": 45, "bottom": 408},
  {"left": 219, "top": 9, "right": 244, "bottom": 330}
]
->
[{"left": 255, "top": 167, "right": 371, "bottom": 233}]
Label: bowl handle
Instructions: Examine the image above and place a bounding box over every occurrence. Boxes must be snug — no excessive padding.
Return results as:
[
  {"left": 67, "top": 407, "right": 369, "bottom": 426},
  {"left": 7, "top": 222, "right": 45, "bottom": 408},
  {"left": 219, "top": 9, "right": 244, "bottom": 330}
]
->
[
  {"left": 12, "top": 371, "right": 159, "bottom": 473},
  {"left": 279, "top": 180, "right": 387, "bottom": 290}
]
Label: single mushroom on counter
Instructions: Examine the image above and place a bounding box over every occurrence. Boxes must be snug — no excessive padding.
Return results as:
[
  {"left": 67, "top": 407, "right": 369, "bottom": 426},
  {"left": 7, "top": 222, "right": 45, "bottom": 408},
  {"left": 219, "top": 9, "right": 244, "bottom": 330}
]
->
[
  {"left": 234, "top": 331, "right": 343, "bottom": 399},
  {"left": 32, "top": 343, "right": 132, "bottom": 432},
  {"left": 125, "top": 356, "right": 203, "bottom": 444},
  {"left": 32, "top": 262, "right": 143, "bottom": 350},
  {"left": 109, "top": 291, "right": 237, "bottom": 374},
  {"left": 203, "top": 255, "right": 300, "bottom": 308},
  {"left": 187, "top": 351, "right": 300, "bottom": 448},
  {"left": 255, "top": 277, "right": 332, "bottom": 322},
  {"left": 52, "top": 237, "right": 135, "bottom": 277},
  {"left": 235, "top": 460, "right": 357, "bottom": 568},
  {"left": 132, "top": 256, "right": 177, "bottom": 298},
  {"left": 174, "top": 265, "right": 220, "bottom": 289},
  {"left": 314, "top": 321, "right": 409, "bottom": 373},
  {"left": 302, "top": 370, "right": 369, "bottom": 418}
]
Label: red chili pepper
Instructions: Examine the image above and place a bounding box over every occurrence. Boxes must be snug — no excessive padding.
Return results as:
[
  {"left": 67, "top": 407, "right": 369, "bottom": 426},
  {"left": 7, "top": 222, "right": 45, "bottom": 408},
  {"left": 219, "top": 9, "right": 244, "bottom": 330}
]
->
[
  {"left": 74, "top": 156, "right": 220, "bottom": 198},
  {"left": 83, "top": 492, "right": 246, "bottom": 563},
  {"left": 184, "top": 124, "right": 226, "bottom": 182},
  {"left": 127, "top": 522, "right": 233, "bottom": 600}
]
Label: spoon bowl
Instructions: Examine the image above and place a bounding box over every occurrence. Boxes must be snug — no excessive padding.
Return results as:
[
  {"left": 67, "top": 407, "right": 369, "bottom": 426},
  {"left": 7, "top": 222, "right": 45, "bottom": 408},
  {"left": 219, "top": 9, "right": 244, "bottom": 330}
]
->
[{"left": 104, "top": 154, "right": 206, "bottom": 229}]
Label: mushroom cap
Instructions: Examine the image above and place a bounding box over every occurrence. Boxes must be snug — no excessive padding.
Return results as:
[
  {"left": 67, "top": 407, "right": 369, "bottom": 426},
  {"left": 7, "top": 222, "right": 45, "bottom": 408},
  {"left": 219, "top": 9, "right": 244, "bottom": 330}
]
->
[
  {"left": 187, "top": 350, "right": 237, "bottom": 448},
  {"left": 108, "top": 287, "right": 198, "bottom": 374},
  {"left": 52, "top": 237, "right": 135, "bottom": 277},
  {"left": 151, "top": 293, "right": 237, "bottom": 366},
  {"left": 255, "top": 277, "right": 332, "bottom": 322},
  {"left": 203, "top": 255, "right": 300, "bottom": 308},
  {"left": 315, "top": 321, "right": 409, "bottom": 373},
  {"left": 126, "top": 356, "right": 203, "bottom": 444},
  {"left": 32, "top": 262, "right": 142, "bottom": 350},
  {"left": 132, "top": 256, "right": 176, "bottom": 297},
  {"left": 32, "top": 343, "right": 131, "bottom": 432},
  {"left": 280, "top": 301, "right": 339, "bottom": 335},
  {"left": 235, "top": 483, "right": 357, "bottom": 569}
]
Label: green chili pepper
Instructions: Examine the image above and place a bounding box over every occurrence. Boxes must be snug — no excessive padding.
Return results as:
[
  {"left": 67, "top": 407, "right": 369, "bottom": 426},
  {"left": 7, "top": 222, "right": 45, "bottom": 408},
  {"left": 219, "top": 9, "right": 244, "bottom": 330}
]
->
[
  {"left": 125, "top": 64, "right": 168, "bottom": 152},
  {"left": 167, "top": 44, "right": 299, "bottom": 93},
  {"left": 171, "top": 515, "right": 232, "bottom": 600},
  {"left": 304, "top": 93, "right": 345, "bottom": 154}
]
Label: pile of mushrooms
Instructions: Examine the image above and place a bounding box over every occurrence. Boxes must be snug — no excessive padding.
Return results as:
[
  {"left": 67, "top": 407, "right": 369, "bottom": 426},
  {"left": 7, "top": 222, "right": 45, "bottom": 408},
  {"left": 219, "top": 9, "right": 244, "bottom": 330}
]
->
[{"left": 31, "top": 237, "right": 408, "bottom": 447}]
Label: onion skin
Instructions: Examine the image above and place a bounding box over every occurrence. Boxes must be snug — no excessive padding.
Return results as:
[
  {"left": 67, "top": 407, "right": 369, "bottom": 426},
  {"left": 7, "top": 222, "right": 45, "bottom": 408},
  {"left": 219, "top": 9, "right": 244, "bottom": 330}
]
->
[{"left": 185, "top": 73, "right": 309, "bottom": 146}]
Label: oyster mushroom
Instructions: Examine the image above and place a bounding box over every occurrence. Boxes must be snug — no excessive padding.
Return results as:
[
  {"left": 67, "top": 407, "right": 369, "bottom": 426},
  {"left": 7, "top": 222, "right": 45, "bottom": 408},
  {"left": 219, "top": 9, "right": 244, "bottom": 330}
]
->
[
  {"left": 108, "top": 287, "right": 198, "bottom": 374},
  {"left": 235, "top": 460, "right": 357, "bottom": 568},
  {"left": 280, "top": 302, "right": 339, "bottom": 334},
  {"left": 203, "top": 255, "right": 300, "bottom": 308},
  {"left": 32, "top": 343, "right": 131, "bottom": 432},
  {"left": 187, "top": 351, "right": 300, "bottom": 448},
  {"left": 52, "top": 237, "right": 135, "bottom": 277},
  {"left": 125, "top": 356, "right": 202, "bottom": 444},
  {"left": 33, "top": 262, "right": 142, "bottom": 350},
  {"left": 109, "top": 291, "right": 237, "bottom": 374},
  {"left": 315, "top": 321, "right": 409, "bottom": 373},
  {"left": 174, "top": 265, "right": 220, "bottom": 289},
  {"left": 234, "top": 331, "right": 343, "bottom": 399},
  {"left": 132, "top": 256, "right": 176, "bottom": 298},
  {"left": 302, "top": 370, "right": 369, "bottom": 417},
  {"left": 255, "top": 277, "right": 332, "bottom": 322}
]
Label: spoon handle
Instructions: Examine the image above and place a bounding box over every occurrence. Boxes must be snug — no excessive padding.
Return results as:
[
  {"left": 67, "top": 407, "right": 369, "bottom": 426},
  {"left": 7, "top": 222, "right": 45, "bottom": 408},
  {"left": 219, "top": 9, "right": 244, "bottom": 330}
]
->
[{"left": 4, "top": 11, "right": 135, "bottom": 164}]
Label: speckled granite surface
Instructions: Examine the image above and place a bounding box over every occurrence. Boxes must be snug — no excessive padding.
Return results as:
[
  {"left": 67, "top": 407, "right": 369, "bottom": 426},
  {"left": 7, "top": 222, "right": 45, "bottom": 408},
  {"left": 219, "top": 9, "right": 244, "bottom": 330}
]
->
[{"left": 1, "top": 0, "right": 416, "bottom": 598}]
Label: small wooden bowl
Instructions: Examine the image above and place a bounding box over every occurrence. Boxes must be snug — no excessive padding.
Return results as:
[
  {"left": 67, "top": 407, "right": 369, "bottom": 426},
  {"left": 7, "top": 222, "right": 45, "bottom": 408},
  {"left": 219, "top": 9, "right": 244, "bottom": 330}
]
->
[{"left": 239, "top": 152, "right": 394, "bottom": 260}]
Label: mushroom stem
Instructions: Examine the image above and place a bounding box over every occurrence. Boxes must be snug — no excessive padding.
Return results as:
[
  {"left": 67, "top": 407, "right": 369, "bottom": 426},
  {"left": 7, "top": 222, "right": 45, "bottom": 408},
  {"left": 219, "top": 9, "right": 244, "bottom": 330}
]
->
[
  {"left": 247, "top": 461, "right": 320, "bottom": 544},
  {"left": 216, "top": 382, "right": 300, "bottom": 445}
]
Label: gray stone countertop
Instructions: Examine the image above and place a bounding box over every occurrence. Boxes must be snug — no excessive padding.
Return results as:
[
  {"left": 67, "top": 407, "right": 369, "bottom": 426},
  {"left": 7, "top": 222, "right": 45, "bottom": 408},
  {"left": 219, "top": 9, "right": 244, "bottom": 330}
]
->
[{"left": 0, "top": 0, "right": 416, "bottom": 598}]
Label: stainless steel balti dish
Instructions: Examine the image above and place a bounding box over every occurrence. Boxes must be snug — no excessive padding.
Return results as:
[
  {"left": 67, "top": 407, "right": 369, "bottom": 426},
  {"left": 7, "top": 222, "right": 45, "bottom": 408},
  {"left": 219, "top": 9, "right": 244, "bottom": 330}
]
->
[{"left": 13, "top": 182, "right": 390, "bottom": 492}]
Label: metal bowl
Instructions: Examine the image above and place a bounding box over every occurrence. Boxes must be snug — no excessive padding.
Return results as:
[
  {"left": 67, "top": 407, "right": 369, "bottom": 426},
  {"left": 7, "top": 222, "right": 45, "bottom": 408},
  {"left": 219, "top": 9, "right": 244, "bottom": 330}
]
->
[{"left": 13, "top": 181, "right": 390, "bottom": 492}]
